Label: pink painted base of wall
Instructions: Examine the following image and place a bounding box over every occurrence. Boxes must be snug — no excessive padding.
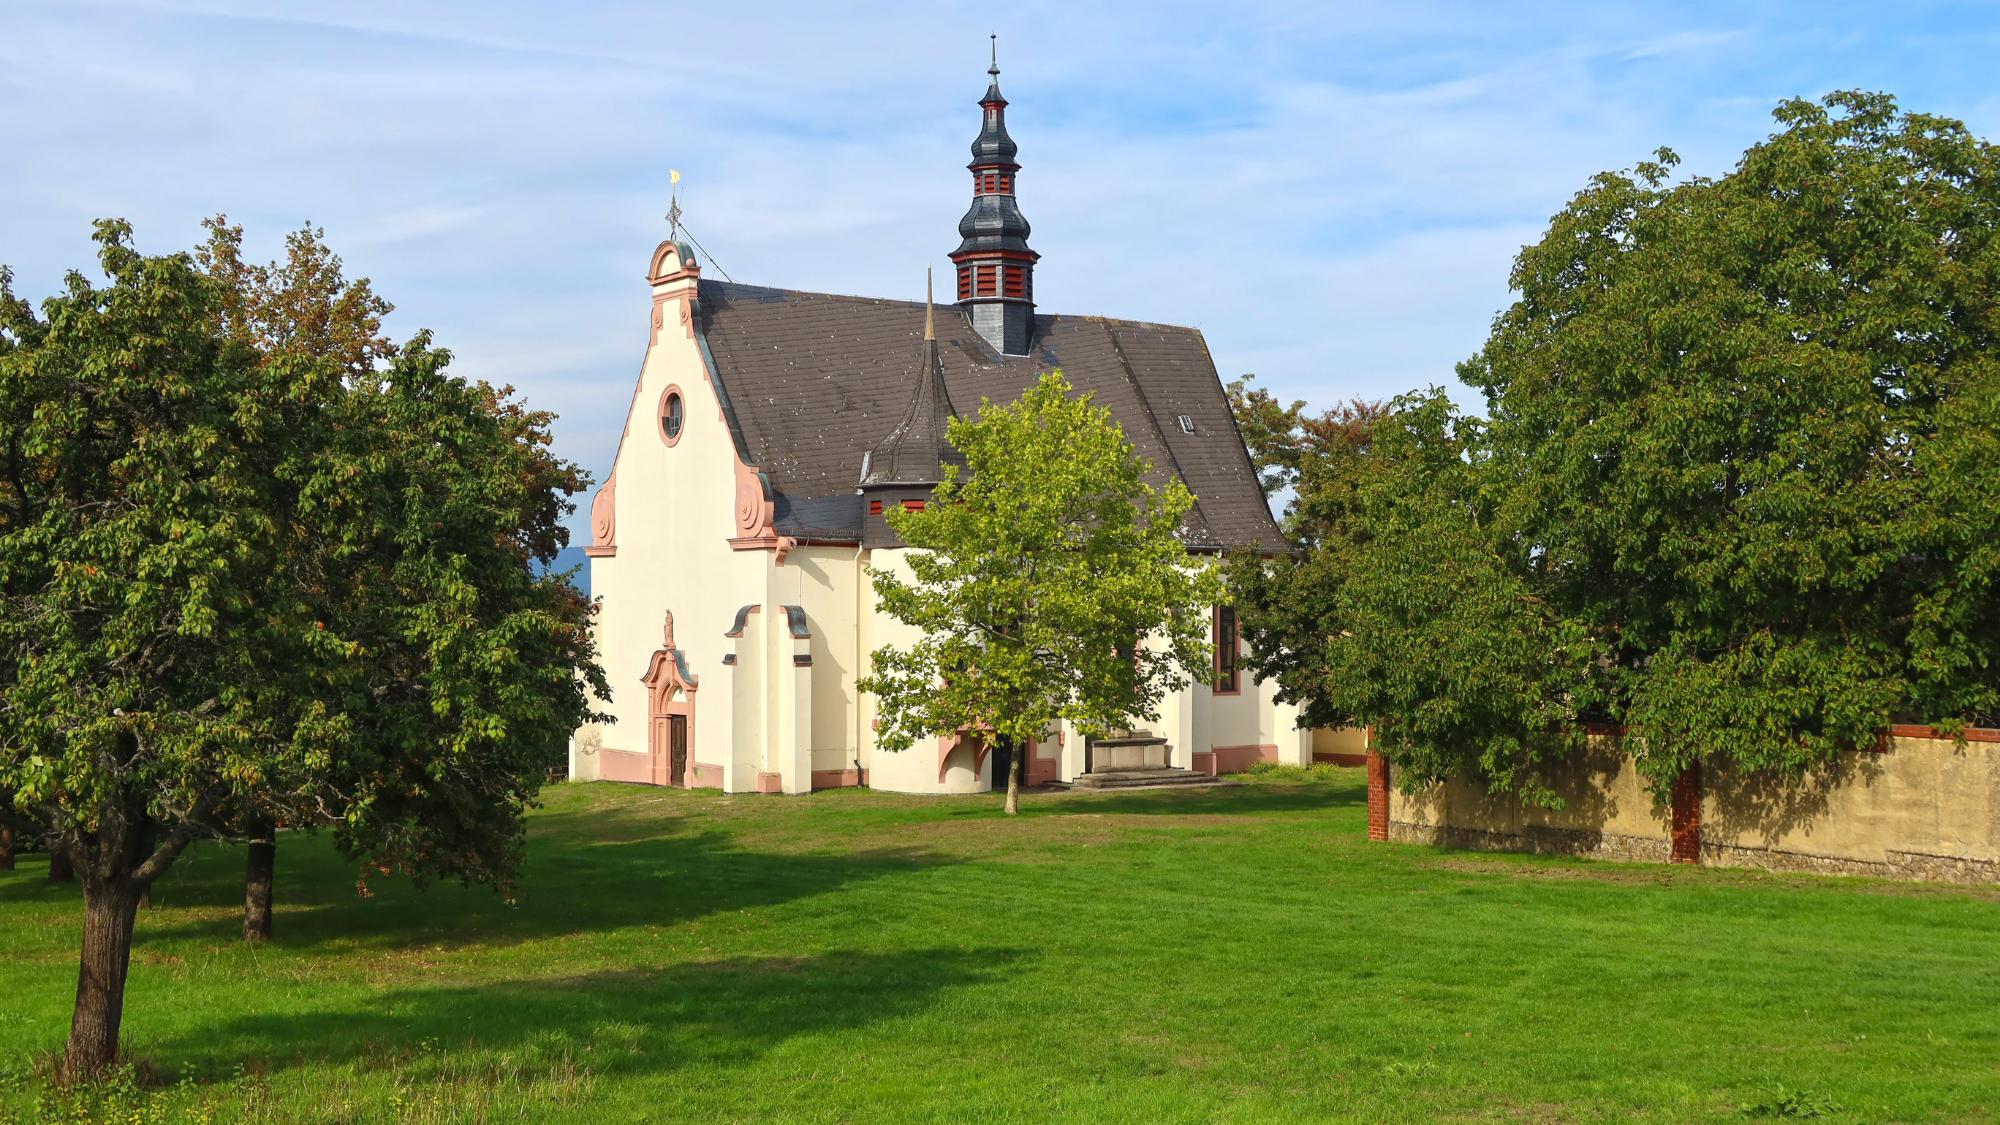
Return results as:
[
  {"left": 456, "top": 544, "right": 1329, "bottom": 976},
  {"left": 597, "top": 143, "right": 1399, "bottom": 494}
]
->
[
  {"left": 755, "top": 771, "right": 782, "bottom": 794},
  {"left": 811, "top": 768, "right": 869, "bottom": 790},
  {"left": 690, "top": 763, "right": 722, "bottom": 789},
  {"left": 1210, "top": 744, "right": 1279, "bottom": 775},
  {"left": 599, "top": 748, "right": 654, "bottom": 785},
  {"left": 1314, "top": 752, "right": 1368, "bottom": 767},
  {"left": 1026, "top": 754, "right": 1059, "bottom": 786}
]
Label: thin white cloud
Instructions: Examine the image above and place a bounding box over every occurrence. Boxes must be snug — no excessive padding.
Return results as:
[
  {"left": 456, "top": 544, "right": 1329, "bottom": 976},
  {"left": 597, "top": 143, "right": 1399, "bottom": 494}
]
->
[
  {"left": 1, "top": 0, "right": 1990, "bottom": 536},
  {"left": 1621, "top": 27, "right": 1751, "bottom": 61}
]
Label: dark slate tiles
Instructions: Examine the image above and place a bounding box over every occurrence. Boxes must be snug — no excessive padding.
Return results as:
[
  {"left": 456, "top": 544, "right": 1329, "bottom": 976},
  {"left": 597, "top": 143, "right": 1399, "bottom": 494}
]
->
[{"left": 694, "top": 280, "right": 1285, "bottom": 552}]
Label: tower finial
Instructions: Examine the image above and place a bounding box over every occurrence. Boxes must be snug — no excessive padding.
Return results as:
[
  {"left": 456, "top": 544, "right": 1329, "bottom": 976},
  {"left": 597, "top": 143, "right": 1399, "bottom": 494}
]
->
[
  {"left": 954, "top": 33, "right": 1036, "bottom": 355},
  {"left": 925, "top": 268, "right": 936, "bottom": 341},
  {"left": 665, "top": 169, "right": 683, "bottom": 240}
]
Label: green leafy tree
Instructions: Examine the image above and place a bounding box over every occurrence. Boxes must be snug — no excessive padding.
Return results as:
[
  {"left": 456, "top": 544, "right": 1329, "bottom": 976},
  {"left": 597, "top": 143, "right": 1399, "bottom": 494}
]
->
[
  {"left": 1236, "top": 393, "right": 1608, "bottom": 805},
  {"left": 1237, "top": 91, "right": 2000, "bottom": 798},
  {"left": 197, "top": 215, "right": 397, "bottom": 942},
  {"left": 1225, "top": 374, "right": 1385, "bottom": 511},
  {"left": 0, "top": 221, "right": 604, "bottom": 1076},
  {"left": 859, "top": 370, "right": 1225, "bottom": 814}
]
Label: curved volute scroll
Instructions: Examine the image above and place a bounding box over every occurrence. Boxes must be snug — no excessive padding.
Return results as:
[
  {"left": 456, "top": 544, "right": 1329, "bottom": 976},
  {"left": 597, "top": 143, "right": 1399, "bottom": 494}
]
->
[
  {"left": 735, "top": 464, "right": 773, "bottom": 536},
  {"left": 585, "top": 474, "right": 617, "bottom": 557},
  {"left": 729, "top": 460, "right": 789, "bottom": 556}
]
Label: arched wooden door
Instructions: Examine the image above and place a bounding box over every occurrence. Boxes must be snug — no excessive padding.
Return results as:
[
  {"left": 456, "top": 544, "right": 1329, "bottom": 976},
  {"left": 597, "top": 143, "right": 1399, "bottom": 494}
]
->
[{"left": 642, "top": 611, "right": 698, "bottom": 788}]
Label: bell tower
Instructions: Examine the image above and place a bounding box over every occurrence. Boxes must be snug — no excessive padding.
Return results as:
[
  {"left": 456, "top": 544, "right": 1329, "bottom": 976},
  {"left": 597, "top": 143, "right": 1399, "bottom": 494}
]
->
[{"left": 950, "top": 36, "right": 1038, "bottom": 356}]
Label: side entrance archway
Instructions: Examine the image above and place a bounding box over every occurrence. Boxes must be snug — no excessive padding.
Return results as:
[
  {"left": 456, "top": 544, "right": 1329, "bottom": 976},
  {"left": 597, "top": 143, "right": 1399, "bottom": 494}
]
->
[{"left": 641, "top": 611, "right": 699, "bottom": 787}]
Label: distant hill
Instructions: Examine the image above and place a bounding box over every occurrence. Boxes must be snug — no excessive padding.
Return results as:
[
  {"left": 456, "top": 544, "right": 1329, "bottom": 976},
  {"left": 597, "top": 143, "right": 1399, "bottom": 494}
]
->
[{"left": 542, "top": 546, "right": 591, "bottom": 599}]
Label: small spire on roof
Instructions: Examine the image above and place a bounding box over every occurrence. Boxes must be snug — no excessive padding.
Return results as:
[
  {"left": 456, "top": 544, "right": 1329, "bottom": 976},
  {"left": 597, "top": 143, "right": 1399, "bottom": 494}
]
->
[
  {"left": 925, "top": 268, "right": 935, "bottom": 341},
  {"left": 989, "top": 33, "right": 999, "bottom": 77}
]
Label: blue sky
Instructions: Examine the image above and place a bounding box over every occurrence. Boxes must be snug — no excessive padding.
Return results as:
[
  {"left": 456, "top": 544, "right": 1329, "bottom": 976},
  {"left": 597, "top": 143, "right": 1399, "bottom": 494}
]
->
[{"left": 5, "top": 1, "right": 1999, "bottom": 534}]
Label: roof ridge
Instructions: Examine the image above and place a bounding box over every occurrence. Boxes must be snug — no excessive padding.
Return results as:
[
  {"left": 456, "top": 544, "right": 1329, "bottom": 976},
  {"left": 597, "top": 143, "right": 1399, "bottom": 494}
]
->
[{"left": 700, "top": 279, "right": 1201, "bottom": 335}]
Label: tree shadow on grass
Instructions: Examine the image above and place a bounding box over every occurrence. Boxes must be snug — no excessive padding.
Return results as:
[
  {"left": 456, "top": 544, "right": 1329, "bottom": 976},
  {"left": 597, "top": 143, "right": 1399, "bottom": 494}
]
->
[
  {"left": 137, "top": 803, "right": 962, "bottom": 955},
  {"left": 1008, "top": 781, "right": 1363, "bottom": 819},
  {"left": 150, "top": 946, "right": 1025, "bottom": 1085}
]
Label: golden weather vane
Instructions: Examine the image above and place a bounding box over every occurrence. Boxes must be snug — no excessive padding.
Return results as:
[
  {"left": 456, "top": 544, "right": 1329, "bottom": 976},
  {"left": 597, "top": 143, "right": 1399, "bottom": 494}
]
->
[{"left": 666, "top": 168, "right": 683, "bottom": 240}]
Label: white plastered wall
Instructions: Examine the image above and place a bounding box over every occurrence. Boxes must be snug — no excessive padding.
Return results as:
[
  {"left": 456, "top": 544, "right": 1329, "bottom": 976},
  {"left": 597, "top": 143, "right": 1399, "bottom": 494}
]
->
[
  {"left": 576, "top": 246, "right": 766, "bottom": 788},
  {"left": 856, "top": 547, "right": 990, "bottom": 794}
]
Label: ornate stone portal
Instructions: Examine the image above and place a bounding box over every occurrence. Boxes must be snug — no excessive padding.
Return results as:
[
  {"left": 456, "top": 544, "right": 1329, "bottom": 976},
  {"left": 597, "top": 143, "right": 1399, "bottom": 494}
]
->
[{"left": 640, "top": 611, "right": 700, "bottom": 786}]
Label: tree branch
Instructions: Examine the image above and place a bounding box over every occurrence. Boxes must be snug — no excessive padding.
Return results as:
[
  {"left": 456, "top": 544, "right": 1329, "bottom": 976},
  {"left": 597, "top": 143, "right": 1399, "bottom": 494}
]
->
[{"left": 129, "top": 786, "right": 227, "bottom": 885}]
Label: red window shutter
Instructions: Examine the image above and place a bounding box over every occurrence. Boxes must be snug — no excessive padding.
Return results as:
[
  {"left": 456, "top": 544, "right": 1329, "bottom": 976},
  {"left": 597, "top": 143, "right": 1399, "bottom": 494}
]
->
[
  {"left": 868, "top": 500, "right": 883, "bottom": 516},
  {"left": 903, "top": 499, "right": 926, "bottom": 512}
]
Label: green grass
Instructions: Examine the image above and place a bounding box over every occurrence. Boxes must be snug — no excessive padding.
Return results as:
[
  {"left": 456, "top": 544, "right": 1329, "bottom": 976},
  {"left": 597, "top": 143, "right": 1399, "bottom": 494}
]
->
[{"left": 2, "top": 770, "right": 1996, "bottom": 1122}]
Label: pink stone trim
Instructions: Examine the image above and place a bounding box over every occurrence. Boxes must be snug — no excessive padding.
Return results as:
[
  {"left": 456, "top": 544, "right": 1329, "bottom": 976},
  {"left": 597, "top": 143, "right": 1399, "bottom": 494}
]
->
[
  {"left": 649, "top": 240, "right": 700, "bottom": 284},
  {"left": 586, "top": 473, "right": 617, "bottom": 557},
  {"left": 939, "top": 730, "right": 993, "bottom": 785},
  {"left": 1886, "top": 723, "right": 2000, "bottom": 744},
  {"left": 657, "top": 384, "right": 685, "bottom": 448},
  {"left": 640, "top": 611, "right": 700, "bottom": 787},
  {"left": 1192, "top": 750, "right": 1217, "bottom": 777},
  {"left": 1026, "top": 752, "right": 1059, "bottom": 786},
  {"left": 1212, "top": 605, "right": 1242, "bottom": 696},
  {"left": 1210, "top": 743, "right": 1278, "bottom": 775},
  {"left": 811, "top": 768, "right": 869, "bottom": 790},
  {"left": 689, "top": 763, "right": 723, "bottom": 789},
  {"left": 728, "top": 460, "right": 781, "bottom": 550},
  {"left": 599, "top": 748, "right": 653, "bottom": 784},
  {"left": 756, "top": 771, "right": 784, "bottom": 794}
]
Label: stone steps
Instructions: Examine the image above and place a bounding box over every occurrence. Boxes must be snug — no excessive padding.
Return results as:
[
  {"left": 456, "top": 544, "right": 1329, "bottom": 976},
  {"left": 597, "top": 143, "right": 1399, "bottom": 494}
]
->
[{"left": 1070, "top": 768, "right": 1231, "bottom": 791}]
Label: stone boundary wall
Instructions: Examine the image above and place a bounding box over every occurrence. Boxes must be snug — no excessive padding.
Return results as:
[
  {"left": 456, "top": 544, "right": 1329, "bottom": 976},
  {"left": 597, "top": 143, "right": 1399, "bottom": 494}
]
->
[{"left": 1376, "top": 729, "right": 2000, "bottom": 885}]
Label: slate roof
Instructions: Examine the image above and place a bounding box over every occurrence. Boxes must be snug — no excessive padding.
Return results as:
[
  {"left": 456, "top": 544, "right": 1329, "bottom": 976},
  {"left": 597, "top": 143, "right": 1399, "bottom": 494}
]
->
[
  {"left": 857, "top": 302, "right": 966, "bottom": 489},
  {"left": 694, "top": 279, "right": 1286, "bottom": 552}
]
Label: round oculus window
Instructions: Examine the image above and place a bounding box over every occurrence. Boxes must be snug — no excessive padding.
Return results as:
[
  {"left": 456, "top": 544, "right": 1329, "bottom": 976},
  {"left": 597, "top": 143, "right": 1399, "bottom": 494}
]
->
[{"left": 661, "top": 391, "right": 684, "bottom": 442}]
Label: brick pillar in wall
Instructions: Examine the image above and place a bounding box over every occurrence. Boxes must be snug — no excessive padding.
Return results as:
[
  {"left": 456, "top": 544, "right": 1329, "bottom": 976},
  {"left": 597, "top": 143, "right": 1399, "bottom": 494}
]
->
[
  {"left": 1669, "top": 762, "right": 1702, "bottom": 864},
  {"left": 1366, "top": 748, "right": 1390, "bottom": 842}
]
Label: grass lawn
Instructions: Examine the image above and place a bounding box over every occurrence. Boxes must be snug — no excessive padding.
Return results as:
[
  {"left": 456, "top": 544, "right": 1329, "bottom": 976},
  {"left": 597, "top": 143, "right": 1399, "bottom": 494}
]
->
[{"left": 2, "top": 767, "right": 1996, "bottom": 1123}]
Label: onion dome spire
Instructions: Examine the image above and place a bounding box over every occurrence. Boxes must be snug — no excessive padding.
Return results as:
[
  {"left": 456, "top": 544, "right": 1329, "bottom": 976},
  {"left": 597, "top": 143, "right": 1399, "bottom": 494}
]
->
[{"left": 951, "top": 35, "right": 1038, "bottom": 356}]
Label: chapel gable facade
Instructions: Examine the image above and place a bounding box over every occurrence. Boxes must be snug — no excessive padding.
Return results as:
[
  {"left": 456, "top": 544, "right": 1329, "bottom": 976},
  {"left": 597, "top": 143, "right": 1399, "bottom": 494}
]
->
[{"left": 569, "top": 48, "right": 1363, "bottom": 795}]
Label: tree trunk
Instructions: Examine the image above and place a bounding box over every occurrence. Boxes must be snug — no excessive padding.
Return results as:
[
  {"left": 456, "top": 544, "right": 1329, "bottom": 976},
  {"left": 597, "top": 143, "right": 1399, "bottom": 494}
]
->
[
  {"left": 63, "top": 877, "right": 143, "bottom": 1079},
  {"left": 48, "top": 848, "right": 74, "bottom": 883},
  {"left": 0, "top": 828, "right": 13, "bottom": 871},
  {"left": 1004, "top": 739, "right": 1023, "bottom": 816},
  {"left": 243, "top": 821, "right": 276, "bottom": 942}
]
